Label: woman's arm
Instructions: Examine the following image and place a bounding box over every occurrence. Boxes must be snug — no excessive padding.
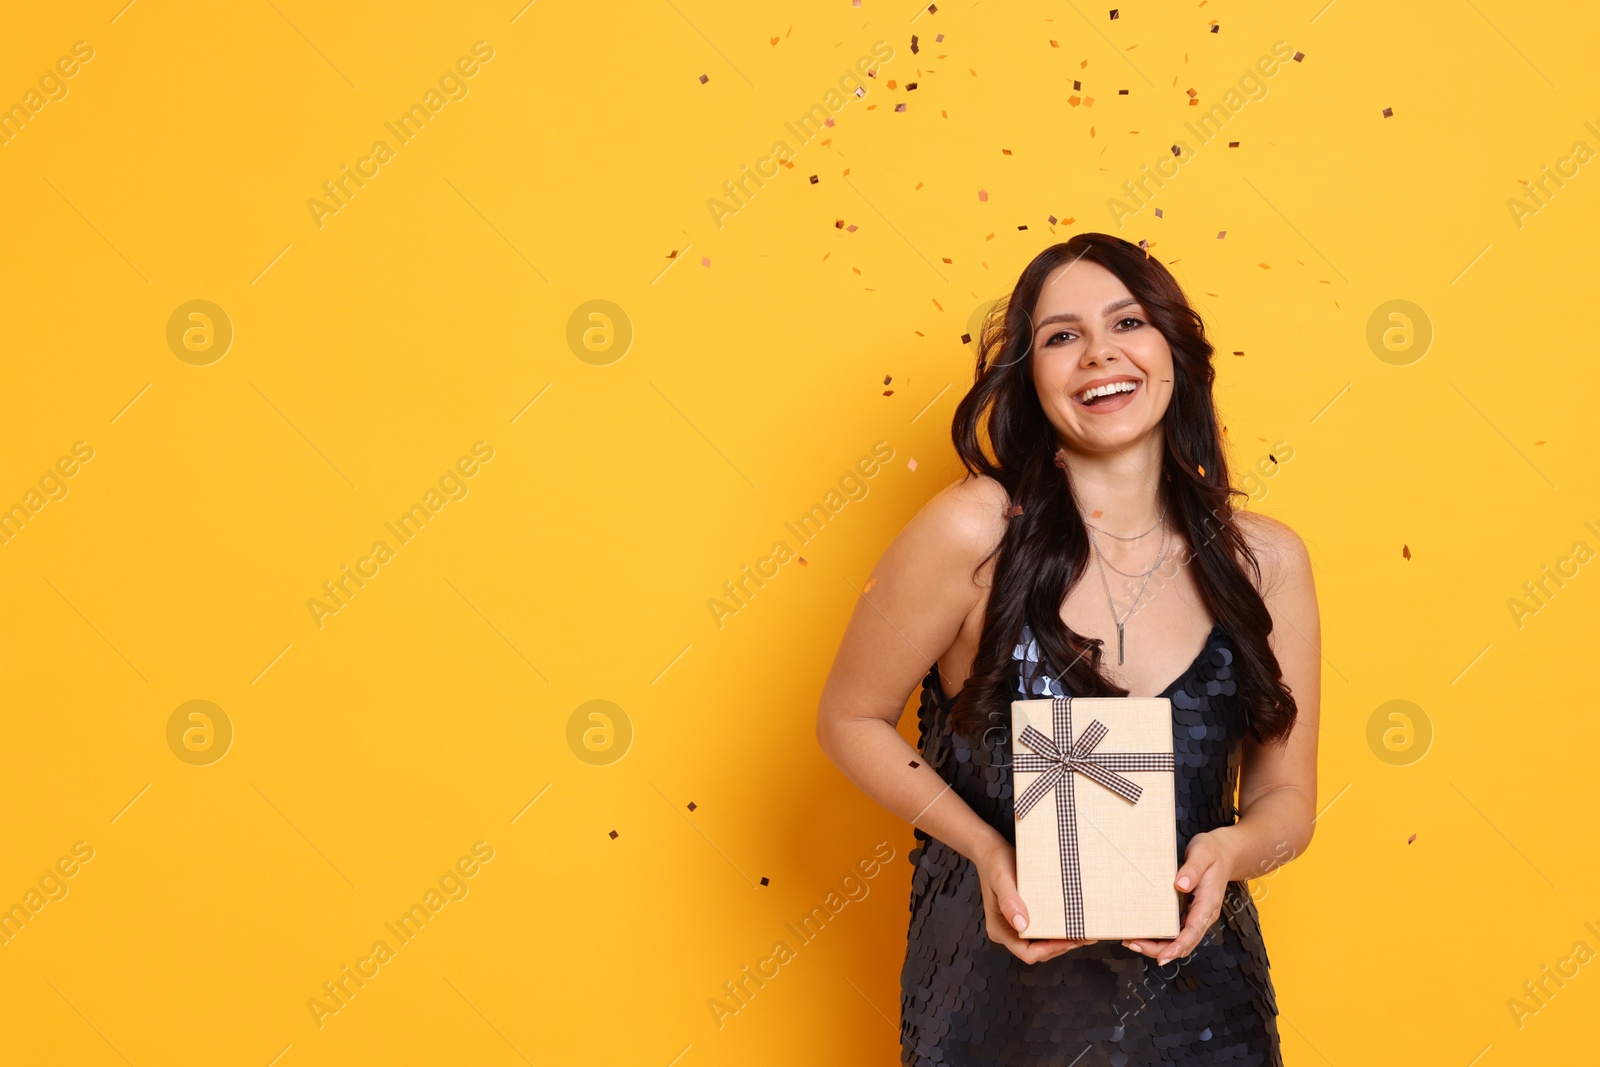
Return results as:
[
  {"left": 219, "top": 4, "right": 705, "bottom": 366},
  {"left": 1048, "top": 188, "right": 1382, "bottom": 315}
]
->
[
  {"left": 815, "top": 475, "right": 1012, "bottom": 868},
  {"left": 1124, "top": 511, "right": 1322, "bottom": 964}
]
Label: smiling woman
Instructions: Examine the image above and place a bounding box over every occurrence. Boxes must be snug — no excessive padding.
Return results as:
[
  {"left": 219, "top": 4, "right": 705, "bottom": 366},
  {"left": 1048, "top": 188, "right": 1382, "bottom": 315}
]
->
[{"left": 816, "top": 232, "right": 1321, "bottom": 1066}]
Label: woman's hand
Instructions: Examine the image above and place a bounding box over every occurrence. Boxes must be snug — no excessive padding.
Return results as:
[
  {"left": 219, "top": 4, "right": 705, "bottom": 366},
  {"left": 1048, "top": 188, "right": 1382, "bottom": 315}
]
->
[
  {"left": 974, "top": 840, "right": 1097, "bottom": 964},
  {"left": 1122, "top": 829, "right": 1237, "bottom": 966}
]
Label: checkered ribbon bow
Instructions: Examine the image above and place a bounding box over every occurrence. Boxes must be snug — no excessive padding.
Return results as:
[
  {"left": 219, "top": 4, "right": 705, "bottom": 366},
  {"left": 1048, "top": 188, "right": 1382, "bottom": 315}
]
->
[{"left": 1013, "top": 696, "right": 1176, "bottom": 939}]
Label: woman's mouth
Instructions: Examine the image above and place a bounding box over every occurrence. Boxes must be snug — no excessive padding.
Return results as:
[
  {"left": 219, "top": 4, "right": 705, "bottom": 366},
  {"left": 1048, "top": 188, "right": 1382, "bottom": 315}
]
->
[{"left": 1073, "top": 379, "right": 1141, "bottom": 413}]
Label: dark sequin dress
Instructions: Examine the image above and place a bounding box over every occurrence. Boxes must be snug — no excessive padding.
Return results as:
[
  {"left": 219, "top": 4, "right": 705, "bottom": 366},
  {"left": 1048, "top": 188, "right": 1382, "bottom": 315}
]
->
[{"left": 900, "top": 623, "right": 1283, "bottom": 1066}]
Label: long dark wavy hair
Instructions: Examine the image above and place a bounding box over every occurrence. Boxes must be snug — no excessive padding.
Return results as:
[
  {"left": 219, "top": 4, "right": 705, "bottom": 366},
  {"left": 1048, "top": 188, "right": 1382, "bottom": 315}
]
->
[{"left": 947, "top": 233, "right": 1298, "bottom": 747}]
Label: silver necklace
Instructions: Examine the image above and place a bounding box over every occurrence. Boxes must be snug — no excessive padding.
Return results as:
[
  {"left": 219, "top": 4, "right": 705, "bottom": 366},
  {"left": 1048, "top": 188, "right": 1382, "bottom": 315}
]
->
[
  {"left": 1093, "top": 520, "right": 1171, "bottom": 579},
  {"left": 1086, "top": 520, "right": 1169, "bottom": 665},
  {"left": 1083, "top": 503, "right": 1167, "bottom": 541}
]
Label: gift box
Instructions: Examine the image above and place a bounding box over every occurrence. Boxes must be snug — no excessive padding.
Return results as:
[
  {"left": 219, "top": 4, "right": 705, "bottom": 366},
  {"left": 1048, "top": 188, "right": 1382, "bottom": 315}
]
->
[{"left": 1010, "top": 694, "right": 1180, "bottom": 940}]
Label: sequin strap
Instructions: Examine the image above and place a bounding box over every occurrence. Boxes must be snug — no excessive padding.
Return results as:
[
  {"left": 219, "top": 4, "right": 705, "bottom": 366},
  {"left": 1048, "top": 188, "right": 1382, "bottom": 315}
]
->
[{"left": 1013, "top": 696, "right": 1177, "bottom": 939}]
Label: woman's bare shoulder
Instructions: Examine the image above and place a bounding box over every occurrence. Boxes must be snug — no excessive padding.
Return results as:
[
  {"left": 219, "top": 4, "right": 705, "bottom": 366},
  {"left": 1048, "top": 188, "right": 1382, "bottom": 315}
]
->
[
  {"left": 1232, "top": 508, "right": 1312, "bottom": 593},
  {"left": 904, "top": 473, "right": 1012, "bottom": 567}
]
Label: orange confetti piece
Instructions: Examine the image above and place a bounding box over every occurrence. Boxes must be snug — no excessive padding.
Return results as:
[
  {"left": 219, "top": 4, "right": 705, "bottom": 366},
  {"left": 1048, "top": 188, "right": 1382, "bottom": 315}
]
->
[
  {"left": 798, "top": 557, "right": 808, "bottom": 566},
  {"left": 884, "top": 374, "right": 893, "bottom": 385},
  {"left": 1091, "top": 510, "right": 1103, "bottom": 518},
  {"left": 1197, "top": 465, "right": 1206, "bottom": 476},
  {"left": 1407, "top": 833, "right": 1417, "bottom": 844},
  {"left": 1402, "top": 544, "right": 1411, "bottom": 560},
  {"left": 863, "top": 577, "right": 877, "bottom": 594}
]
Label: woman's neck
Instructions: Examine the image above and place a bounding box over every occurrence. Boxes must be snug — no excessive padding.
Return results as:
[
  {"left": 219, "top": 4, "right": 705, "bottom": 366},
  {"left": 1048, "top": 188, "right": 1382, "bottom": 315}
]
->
[{"left": 1056, "top": 436, "right": 1166, "bottom": 535}]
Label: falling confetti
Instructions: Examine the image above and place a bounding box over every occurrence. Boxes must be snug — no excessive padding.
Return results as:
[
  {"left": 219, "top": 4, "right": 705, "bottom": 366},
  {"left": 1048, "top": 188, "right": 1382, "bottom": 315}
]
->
[
  {"left": 910, "top": 760, "right": 921, "bottom": 768},
  {"left": 798, "top": 556, "right": 808, "bottom": 566},
  {"left": 698, "top": 74, "right": 709, "bottom": 84},
  {"left": 978, "top": 188, "right": 989, "bottom": 201},
  {"left": 1402, "top": 544, "right": 1411, "bottom": 560},
  {"left": 1407, "top": 833, "right": 1417, "bottom": 844},
  {"left": 1293, "top": 51, "right": 1305, "bottom": 61},
  {"left": 1382, "top": 107, "right": 1393, "bottom": 118},
  {"left": 701, "top": 256, "right": 710, "bottom": 267},
  {"left": 908, "top": 457, "right": 918, "bottom": 471},
  {"left": 1004, "top": 504, "right": 1024, "bottom": 518},
  {"left": 863, "top": 577, "right": 878, "bottom": 594},
  {"left": 760, "top": 876, "right": 770, "bottom": 886},
  {"left": 608, "top": 830, "right": 619, "bottom": 839},
  {"left": 884, "top": 374, "right": 893, "bottom": 384},
  {"left": 687, "top": 801, "right": 697, "bottom": 811},
  {"left": 1197, "top": 464, "right": 1206, "bottom": 476}
]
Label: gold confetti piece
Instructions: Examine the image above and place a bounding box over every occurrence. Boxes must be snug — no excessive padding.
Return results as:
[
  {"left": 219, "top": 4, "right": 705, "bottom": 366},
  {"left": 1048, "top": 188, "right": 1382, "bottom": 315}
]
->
[
  {"left": 1402, "top": 544, "right": 1411, "bottom": 560},
  {"left": 932, "top": 297, "right": 944, "bottom": 311},
  {"left": 1534, "top": 440, "right": 1545, "bottom": 445},
  {"left": 908, "top": 457, "right": 918, "bottom": 471},
  {"left": 798, "top": 556, "right": 808, "bottom": 566},
  {"left": 1407, "top": 833, "right": 1416, "bottom": 844},
  {"left": 1258, "top": 263, "right": 1271, "bottom": 269},
  {"left": 863, "top": 577, "right": 878, "bottom": 594},
  {"left": 1232, "top": 351, "right": 1244, "bottom": 356},
  {"left": 1197, "top": 464, "right": 1206, "bottom": 476}
]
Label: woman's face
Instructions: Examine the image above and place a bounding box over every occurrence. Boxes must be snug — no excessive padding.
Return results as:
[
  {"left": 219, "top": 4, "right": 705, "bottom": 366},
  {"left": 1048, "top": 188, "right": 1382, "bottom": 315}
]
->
[{"left": 1028, "top": 258, "right": 1174, "bottom": 456}]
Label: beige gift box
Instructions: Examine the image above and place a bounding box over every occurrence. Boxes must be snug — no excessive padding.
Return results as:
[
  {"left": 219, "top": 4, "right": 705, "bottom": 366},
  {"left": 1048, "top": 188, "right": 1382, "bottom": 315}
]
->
[{"left": 1010, "top": 695, "right": 1181, "bottom": 941}]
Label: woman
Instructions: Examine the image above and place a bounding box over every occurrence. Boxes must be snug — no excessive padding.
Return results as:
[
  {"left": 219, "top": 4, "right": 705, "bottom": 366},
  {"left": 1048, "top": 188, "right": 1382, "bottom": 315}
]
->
[{"left": 816, "top": 233, "right": 1320, "bottom": 1066}]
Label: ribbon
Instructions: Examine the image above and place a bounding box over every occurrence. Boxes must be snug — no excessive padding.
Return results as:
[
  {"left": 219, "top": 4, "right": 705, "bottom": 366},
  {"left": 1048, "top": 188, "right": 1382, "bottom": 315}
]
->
[{"left": 1013, "top": 696, "right": 1175, "bottom": 939}]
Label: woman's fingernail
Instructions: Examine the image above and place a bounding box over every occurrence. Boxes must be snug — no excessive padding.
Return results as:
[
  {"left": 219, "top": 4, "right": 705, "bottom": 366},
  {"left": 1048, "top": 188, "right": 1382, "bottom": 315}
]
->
[
  {"left": 1012, "top": 912, "right": 1027, "bottom": 931},
  {"left": 1177, "top": 875, "right": 1192, "bottom": 890}
]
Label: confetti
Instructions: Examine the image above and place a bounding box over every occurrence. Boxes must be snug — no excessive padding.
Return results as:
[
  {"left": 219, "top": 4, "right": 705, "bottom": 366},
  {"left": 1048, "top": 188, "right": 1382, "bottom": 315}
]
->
[
  {"left": 1211, "top": 24, "right": 1219, "bottom": 33},
  {"left": 883, "top": 388, "right": 893, "bottom": 395},
  {"left": 798, "top": 556, "right": 808, "bottom": 566},
  {"left": 895, "top": 103, "right": 906, "bottom": 112},
  {"left": 1155, "top": 208, "right": 1163, "bottom": 218},
  {"left": 1407, "top": 833, "right": 1417, "bottom": 844},
  {"left": 1232, "top": 350, "right": 1244, "bottom": 356},
  {"left": 687, "top": 801, "right": 697, "bottom": 811},
  {"left": 760, "top": 876, "right": 770, "bottom": 885},
  {"left": 1382, "top": 107, "right": 1393, "bottom": 118},
  {"left": 910, "top": 760, "right": 921, "bottom": 767},
  {"left": 1004, "top": 503, "right": 1024, "bottom": 518},
  {"left": 810, "top": 174, "right": 819, "bottom": 184},
  {"left": 1091, "top": 510, "right": 1103, "bottom": 518},
  {"left": 608, "top": 830, "right": 619, "bottom": 839},
  {"left": 960, "top": 332, "right": 971, "bottom": 343},
  {"left": 1197, "top": 464, "right": 1206, "bottom": 476},
  {"left": 1402, "top": 544, "right": 1411, "bottom": 560},
  {"left": 1217, "top": 230, "right": 1226, "bottom": 238},
  {"left": 1292, "top": 51, "right": 1304, "bottom": 62},
  {"left": 864, "top": 577, "right": 878, "bottom": 594},
  {"left": 936, "top": 33, "right": 944, "bottom": 41},
  {"left": 1228, "top": 141, "right": 1239, "bottom": 147},
  {"left": 978, "top": 188, "right": 988, "bottom": 201},
  {"left": 698, "top": 74, "right": 709, "bottom": 84},
  {"left": 908, "top": 457, "right": 918, "bottom": 471},
  {"left": 912, "top": 35, "right": 920, "bottom": 54},
  {"left": 1109, "top": 8, "right": 1119, "bottom": 18},
  {"left": 701, "top": 256, "right": 710, "bottom": 267},
  {"left": 884, "top": 374, "right": 893, "bottom": 384}
]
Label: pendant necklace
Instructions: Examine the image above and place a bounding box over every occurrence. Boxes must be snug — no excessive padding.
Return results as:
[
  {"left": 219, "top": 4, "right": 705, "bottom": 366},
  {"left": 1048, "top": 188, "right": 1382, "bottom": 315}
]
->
[{"left": 1085, "top": 508, "right": 1169, "bottom": 665}]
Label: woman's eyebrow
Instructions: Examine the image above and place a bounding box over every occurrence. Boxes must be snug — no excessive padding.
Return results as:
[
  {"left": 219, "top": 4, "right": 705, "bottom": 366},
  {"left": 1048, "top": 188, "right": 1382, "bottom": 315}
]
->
[{"left": 1033, "top": 297, "right": 1140, "bottom": 332}]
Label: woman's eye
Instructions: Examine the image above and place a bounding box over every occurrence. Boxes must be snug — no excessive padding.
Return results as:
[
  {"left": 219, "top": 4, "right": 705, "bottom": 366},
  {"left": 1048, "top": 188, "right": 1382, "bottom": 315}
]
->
[
  {"left": 1117, "top": 316, "right": 1145, "bottom": 329},
  {"left": 1044, "top": 330, "right": 1073, "bottom": 346}
]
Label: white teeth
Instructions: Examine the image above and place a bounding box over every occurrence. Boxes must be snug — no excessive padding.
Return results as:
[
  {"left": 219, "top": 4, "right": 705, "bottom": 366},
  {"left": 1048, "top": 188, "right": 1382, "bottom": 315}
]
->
[{"left": 1076, "top": 380, "right": 1138, "bottom": 403}]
